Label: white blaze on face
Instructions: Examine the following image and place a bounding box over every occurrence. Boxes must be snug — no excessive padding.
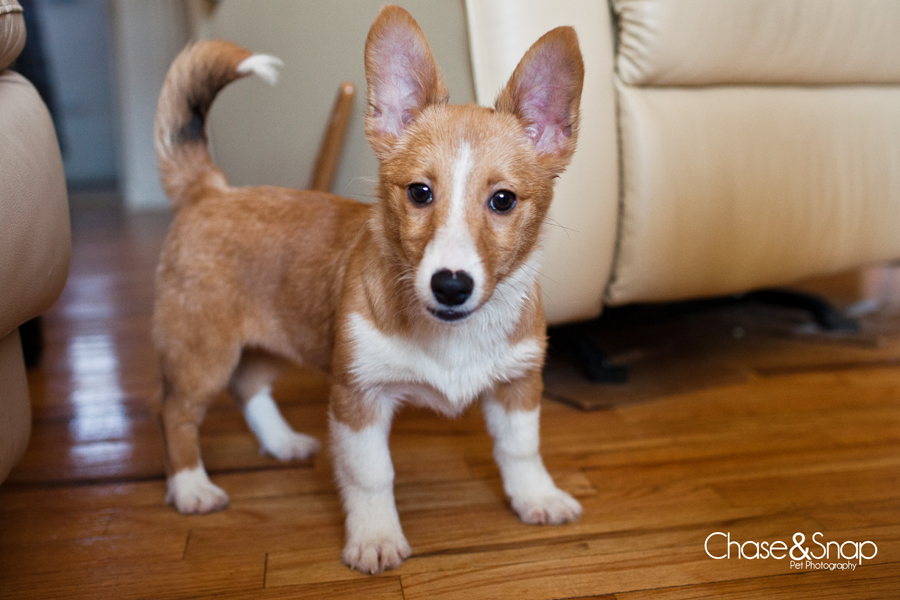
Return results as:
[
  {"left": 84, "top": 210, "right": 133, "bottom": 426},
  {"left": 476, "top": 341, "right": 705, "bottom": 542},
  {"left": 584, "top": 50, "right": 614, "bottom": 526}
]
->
[{"left": 416, "top": 143, "right": 486, "bottom": 310}]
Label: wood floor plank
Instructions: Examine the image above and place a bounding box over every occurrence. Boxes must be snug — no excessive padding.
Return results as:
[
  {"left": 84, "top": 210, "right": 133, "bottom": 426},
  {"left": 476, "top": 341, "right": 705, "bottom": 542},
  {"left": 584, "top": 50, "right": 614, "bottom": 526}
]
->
[
  {"left": 0, "top": 466, "right": 331, "bottom": 513},
  {"left": 397, "top": 545, "right": 754, "bottom": 600},
  {"left": 710, "top": 463, "right": 900, "bottom": 509},
  {"left": 398, "top": 532, "right": 900, "bottom": 600},
  {"left": 580, "top": 443, "right": 900, "bottom": 508},
  {"left": 105, "top": 492, "right": 343, "bottom": 539},
  {"left": 0, "top": 532, "right": 188, "bottom": 581},
  {"left": 616, "top": 562, "right": 900, "bottom": 600},
  {"left": 0, "top": 506, "right": 115, "bottom": 546},
  {"left": 212, "top": 577, "right": 405, "bottom": 599},
  {"left": 808, "top": 497, "right": 900, "bottom": 531},
  {"left": 1, "top": 549, "right": 264, "bottom": 600}
]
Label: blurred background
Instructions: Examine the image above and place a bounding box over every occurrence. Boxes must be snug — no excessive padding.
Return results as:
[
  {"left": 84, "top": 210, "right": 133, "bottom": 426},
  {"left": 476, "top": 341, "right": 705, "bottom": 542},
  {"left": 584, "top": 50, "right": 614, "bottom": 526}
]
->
[{"left": 18, "top": 0, "right": 474, "bottom": 211}]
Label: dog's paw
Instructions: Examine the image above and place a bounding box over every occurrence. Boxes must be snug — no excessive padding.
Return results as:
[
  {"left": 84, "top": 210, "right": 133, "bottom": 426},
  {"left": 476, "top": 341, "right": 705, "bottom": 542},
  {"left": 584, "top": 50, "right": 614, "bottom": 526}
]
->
[
  {"left": 265, "top": 432, "right": 321, "bottom": 462},
  {"left": 342, "top": 535, "right": 412, "bottom": 575},
  {"left": 512, "top": 488, "right": 582, "bottom": 525},
  {"left": 166, "top": 468, "right": 230, "bottom": 515}
]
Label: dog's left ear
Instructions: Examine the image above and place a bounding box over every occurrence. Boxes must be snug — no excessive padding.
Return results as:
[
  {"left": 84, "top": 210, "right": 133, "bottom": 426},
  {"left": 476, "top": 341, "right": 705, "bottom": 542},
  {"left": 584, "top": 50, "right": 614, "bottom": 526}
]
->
[
  {"left": 495, "top": 27, "right": 584, "bottom": 176},
  {"left": 364, "top": 5, "right": 449, "bottom": 159}
]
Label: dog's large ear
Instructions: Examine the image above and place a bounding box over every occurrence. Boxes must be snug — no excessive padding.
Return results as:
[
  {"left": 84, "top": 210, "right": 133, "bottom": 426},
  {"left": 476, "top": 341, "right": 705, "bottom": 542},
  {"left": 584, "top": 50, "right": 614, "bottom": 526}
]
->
[
  {"left": 495, "top": 27, "right": 584, "bottom": 175},
  {"left": 364, "top": 5, "right": 449, "bottom": 159}
]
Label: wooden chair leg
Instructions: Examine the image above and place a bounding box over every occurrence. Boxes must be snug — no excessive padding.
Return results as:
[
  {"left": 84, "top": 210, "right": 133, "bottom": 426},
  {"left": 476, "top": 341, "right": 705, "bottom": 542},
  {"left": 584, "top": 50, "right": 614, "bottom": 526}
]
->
[{"left": 309, "top": 81, "right": 356, "bottom": 193}]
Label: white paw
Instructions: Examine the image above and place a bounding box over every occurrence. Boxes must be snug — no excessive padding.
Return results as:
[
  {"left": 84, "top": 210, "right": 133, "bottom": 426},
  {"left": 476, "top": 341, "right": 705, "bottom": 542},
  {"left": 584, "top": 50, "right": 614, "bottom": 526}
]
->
[
  {"left": 166, "top": 466, "right": 230, "bottom": 515},
  {"left": 512, "top": 488, "right": 582, "bottom": 525},
  {"left": 342, "top": 535, "right": 412, "bottom": 574},
  {"left": 264, "top": 431, "right": 321, "bottom": 462}
]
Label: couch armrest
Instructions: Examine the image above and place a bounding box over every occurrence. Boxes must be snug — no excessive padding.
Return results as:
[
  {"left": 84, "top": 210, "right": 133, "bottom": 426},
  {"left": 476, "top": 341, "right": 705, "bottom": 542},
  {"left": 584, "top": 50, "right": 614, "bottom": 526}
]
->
[
  {"left": 0, "top": 70, "right": 70, "bottom": 339},
  {"left": 465, "top": 0, "right": 619, "bottom": 325}
]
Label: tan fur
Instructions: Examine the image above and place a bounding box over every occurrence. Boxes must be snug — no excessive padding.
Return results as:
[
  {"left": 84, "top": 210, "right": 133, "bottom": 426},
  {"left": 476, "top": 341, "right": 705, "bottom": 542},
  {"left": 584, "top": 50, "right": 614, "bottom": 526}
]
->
[
  {"left": 154, "top": 41, "right": 253, "bottom": 209},
  {"left": 152, "top": 4, "right": 584, "bottom": 571},
  {"left": 153, "top": 185, "right": 369, "bottom": 475}
]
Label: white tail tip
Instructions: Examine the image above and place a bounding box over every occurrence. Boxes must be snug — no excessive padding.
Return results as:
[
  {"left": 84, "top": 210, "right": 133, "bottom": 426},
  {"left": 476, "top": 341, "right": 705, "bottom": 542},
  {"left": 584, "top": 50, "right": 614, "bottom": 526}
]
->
[{"left": 237, "top": 54, "right": 284, "bottom": 86}]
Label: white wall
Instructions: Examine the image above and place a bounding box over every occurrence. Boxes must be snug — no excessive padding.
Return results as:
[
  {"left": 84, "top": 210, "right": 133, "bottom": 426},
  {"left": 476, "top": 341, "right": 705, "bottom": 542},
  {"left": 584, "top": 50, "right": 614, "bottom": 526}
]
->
[
  {"left": 110, "top": 0, "right": 190, "bottom": 211},
  {"left": 108, "top": 0, "right": 473, "bottom": 211},
  {"left": 197, "top": 0, "right": 474, "bottom": 203}
]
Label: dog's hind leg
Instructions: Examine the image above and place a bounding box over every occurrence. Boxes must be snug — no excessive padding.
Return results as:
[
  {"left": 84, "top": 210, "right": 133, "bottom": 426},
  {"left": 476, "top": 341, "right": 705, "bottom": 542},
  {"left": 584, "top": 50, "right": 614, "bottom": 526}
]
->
[
  {"left": 228, "top": 350, "right": 321, "bottom": 461},
  {"left": 159, "top": 385, "right": 231, "bottom": 515},
  {"left": 157, "top": 339, "right": 240, "bottom": 515}
]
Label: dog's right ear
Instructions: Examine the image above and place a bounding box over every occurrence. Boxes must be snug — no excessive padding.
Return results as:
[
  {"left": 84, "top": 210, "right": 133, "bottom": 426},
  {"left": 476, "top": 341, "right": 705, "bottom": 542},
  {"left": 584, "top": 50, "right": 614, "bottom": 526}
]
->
[{"left": 364, "top": 5, "right": 449, "bottom": 159}]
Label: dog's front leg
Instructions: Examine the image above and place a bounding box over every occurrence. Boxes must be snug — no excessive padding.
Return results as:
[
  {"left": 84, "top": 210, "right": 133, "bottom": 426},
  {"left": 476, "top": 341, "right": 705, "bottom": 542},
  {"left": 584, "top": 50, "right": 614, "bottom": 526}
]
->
[
  {"left": 330, "top": 385, "right": 410, "bottom": 574},
  {"left": 483, "top": 372, "right": 582, "bottom": 525}
]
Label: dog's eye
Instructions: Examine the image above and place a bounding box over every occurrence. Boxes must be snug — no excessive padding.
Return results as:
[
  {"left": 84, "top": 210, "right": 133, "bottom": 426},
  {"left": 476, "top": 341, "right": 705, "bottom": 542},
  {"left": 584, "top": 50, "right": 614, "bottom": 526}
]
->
[
  {"left": 407, "top": 183, "right": 433, "bottom": 206},
  {"left": 489, "top": 190, "right": 517, "bottom": 213}
]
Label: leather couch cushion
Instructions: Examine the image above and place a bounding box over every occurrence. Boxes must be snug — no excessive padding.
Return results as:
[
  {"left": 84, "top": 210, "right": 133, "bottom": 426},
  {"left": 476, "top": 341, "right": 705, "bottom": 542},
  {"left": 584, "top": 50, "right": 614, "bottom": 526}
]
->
[
  {"left": 0, "top": 0, "right": 24, "bottom": 71},
  {"left": 466, "top": 0, "right": 619, "bottom": 324},
  {"left": 607, "top": 83, "right": 900, "bottom": 305},
  {"left": 0, "top": 70, "right": 70, "bottom": 338},
  {"left": 614, "top": 0, "right": 900, "bottom": 86}
]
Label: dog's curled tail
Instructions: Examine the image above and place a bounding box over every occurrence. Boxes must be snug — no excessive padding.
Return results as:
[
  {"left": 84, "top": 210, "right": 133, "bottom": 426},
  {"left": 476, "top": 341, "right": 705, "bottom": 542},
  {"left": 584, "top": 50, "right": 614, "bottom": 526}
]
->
[{"left": 154, "top": 40, "right": 282, "bottom": 209}]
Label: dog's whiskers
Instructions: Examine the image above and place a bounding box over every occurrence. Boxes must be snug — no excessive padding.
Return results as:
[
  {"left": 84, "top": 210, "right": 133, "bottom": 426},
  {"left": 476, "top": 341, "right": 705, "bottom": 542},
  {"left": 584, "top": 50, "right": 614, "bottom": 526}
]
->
[
  {"left": 519, "top": 261, "right": 559, "bottom": 286},
  {"left": 541, "top": 217, "right": 578, "bottom": 239}
]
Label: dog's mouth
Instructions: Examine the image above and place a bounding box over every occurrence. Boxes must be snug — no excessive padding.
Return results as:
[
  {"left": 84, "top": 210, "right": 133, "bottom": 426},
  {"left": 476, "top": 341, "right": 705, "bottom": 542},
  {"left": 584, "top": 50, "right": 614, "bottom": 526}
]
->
[{"left": 427, "top": 306, "right": 473, "bottom": 323}]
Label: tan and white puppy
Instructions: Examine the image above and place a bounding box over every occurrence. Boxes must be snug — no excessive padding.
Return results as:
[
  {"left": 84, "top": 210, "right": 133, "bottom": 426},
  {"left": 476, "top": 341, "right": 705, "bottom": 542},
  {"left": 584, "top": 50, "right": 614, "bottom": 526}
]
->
[{"left": 152, "top": 5, "right": 585, "bottom": 574}]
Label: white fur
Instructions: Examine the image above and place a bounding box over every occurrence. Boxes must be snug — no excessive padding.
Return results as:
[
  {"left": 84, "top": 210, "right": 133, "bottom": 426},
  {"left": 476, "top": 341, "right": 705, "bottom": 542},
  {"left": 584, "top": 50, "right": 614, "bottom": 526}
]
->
[
  {"left": 480, "top": 242, "right": 545, "bottom": 334},
  {"left": 348, "top": 246, "right": 545, "bottom": 414},
  {"left": 243, "top": 387, "right": 321, "bottom": 460},
  {"left": 331, "top": 417, "right": 411, "bottom": 574},
  {"left": 165, "top": 464, "right": 229, "bottom": 515},
  {"left": 236, "top": 54, "right": 283, "bottom": 86},
  {"left": 345, "top": 317, "right": 542, "bottom": 415},
  {"left": 347, "top": 310, "right": 542, "bottom": 410},
  {"left": 415, "top": 143, "right": 486, "bottom": 313},
  {"left": 482, "top": 398, "right": 582, "bottom": 524}
]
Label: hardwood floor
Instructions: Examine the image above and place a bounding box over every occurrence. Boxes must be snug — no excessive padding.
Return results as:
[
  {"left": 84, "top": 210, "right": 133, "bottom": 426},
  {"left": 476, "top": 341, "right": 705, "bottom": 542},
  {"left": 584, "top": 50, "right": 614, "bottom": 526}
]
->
[{"left": 2, "top": 206, "right": 899, "bottom": 599}]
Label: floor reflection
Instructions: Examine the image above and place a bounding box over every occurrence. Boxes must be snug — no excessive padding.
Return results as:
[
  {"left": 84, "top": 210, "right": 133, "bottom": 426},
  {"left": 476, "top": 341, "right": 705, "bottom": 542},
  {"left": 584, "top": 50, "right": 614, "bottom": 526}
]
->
[
  {"left": 66, "top": 334, "right": 131, "bottom": 445},
  {"left": 60, "top": 274, "right": 122, "bottom": 320}
]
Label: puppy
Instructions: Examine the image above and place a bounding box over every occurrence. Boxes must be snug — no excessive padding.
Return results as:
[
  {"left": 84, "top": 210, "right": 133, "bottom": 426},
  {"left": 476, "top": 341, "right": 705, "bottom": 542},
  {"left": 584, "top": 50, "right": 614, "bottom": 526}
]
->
[{"left": 152, "top": 5, "right": 585, "bottom": 574}]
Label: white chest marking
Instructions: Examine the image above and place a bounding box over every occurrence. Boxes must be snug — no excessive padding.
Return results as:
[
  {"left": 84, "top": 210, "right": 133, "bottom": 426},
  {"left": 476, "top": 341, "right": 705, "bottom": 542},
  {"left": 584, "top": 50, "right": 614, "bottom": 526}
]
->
[
  {"left": 347, "top": 312, "right": 542, "bottom": 410},
  {"left": 346, "top": 256, "right": 545, "bottom": 412}
]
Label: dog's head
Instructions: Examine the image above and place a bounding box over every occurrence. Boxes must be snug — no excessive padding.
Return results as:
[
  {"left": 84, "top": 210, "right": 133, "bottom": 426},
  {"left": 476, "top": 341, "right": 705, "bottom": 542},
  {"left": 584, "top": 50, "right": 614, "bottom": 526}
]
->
[{"left": 364, "top": 5, "right": 584, "bottom": 324}]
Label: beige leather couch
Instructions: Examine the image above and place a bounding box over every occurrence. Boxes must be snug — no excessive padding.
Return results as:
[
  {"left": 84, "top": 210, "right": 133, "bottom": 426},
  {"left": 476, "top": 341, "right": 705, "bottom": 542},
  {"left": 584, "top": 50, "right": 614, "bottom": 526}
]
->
[
  {"left": 199, "top": 0, "right": 900, "bottom": 325},
  {"left": 0, "top": 0, "right": 70, "bottom": 484},
  {"left": 469, "top": 0, "right": 900, "bottom": 323}
]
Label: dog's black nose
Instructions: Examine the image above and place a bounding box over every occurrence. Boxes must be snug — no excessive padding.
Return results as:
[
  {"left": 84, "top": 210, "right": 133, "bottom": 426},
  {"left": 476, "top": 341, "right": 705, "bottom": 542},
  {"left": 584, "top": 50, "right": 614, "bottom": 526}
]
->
[{"left": 431, "top": 269, "right": 473, "bottom": 307}]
